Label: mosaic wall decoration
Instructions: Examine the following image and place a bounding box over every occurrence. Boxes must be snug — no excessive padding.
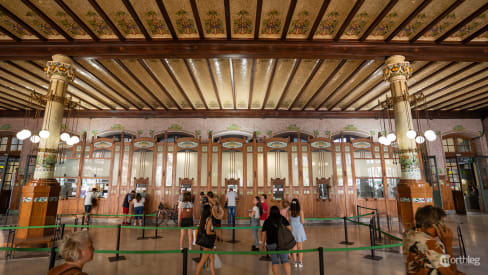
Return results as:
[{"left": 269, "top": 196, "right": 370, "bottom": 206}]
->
[
  {"left": 259, "top": 0, "right": 290, "bottom": 39},
  {"left": 196, "top": 0, "right": 226, "bottom": 38},
  {"left": 162, "top": 0, "right": 199, "bottom": 38},
  {"left": 233, "top": 9, "right": 253, "bottom": 35}
]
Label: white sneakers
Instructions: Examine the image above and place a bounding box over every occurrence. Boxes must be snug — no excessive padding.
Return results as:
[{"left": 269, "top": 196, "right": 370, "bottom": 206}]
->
[{"left": 294, "top": 262, "right": 303, "bottom": 268}]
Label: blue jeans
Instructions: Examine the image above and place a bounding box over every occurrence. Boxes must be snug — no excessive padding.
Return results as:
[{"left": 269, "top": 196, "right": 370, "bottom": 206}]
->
[
  {"left": 227, "top": 206, "right": 236, "bottom": 224},
  {"left": 84, "top": 205, "right": 92, "bottom": 214},
  {"left": 267, "top": 243, "right": 289, "bottom": 265},
  {"left": 134, "top": 206, "right": 144, "bottom": 220},
  {"left": 251, "top": 217, "right": 260, "bottom": 247}
]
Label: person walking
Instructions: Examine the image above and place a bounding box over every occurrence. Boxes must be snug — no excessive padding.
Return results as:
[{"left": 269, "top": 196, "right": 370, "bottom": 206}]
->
[
  {"left": 178, "top": 192, "right": 194, "bottom": 250},
  {"left": 48, "top": 231, "right": 94, "bottom": 275},
  {"left": 289, "top": 198, "right": 307, "bottom": 268},
  {"left": 83, "top": 188, "right": 97, "bottom": 224},
  {"left": 122, "top": 190, "right": 135, "bottom": 225},
  {"left": 249, "top": 196, "right": 262, "bottom": 251},
  {"left": 225, "top": 188, "right": 238, "bottom": 225},
  {"left": 195, "top": 205, "right": 217, "bottom": 275},
  {"left": 261, "top": 206, "right": 292, "bottom": 275},
  {"left": 132, "top": 193, "right": 145, "bottom": 226}
]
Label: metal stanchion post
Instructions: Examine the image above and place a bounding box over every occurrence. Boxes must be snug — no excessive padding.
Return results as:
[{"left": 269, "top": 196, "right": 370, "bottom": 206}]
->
[
  {"left": 364, "top": 218, "right": 382, "bottom": 261},
  {"left": 318, "top": 247, "right": 325, "bottom": 275},
  {"left": 182, "top": 248, "right": 188, "bottom": 275},
  {"left": 60, "top": 224, "right": 65, "bottom": 240},
  {"left": 74, "top": 217, "right": 78, "bottom": 232},
  {"left": 152, "top": 213, "right": 162, "bottom": 239},
  {"left": 108, "top": 224, "right": 126, "bottom": 262},
  {"left": 81, "top": 215, "right": 85, "bottom": 231},
  {"left": 226, "top": 220, "right": 240, "bottom": 243},
  {"left": 356, "top": 206, "right": 360, "bottom": 224},
  {"left": 48, "top": 242, "right": 56, "bottom": 270},
  {"left": 137, "top": 214, "right": 150, "bottom": 240},
  {"left": 376, "top": 210, "right": 382, "bottom": 241},
  {"left": 339, "top": 217, "right": 354, "bottom": 245}
]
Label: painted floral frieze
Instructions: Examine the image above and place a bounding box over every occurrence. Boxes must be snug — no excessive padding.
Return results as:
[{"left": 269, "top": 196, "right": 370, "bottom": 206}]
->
[
  {"left": 175, "top": 9, "right": 197, "bottom": 34},
  {"left": 316, "top": 11, "right": 339, "bottom": 36},
  {"left": 25, "top": 11, "right": 56, "bottom": 36},
  {"left": 0, "top": 11, "right": 28, "bottom": 36},
  {"left": 233, "top": 10, "right": 252, "bottom": 34},
  {"left": 145, "top": 11, "right": 169, "bottom": 35},
  {"left": 205, "top": 10, "right": 224, "bottom": 34},
  {"left": 56, "top": 11, "right": 86, "bottom": 36},
  {"left": 262, "top": 10, "right": 281, "bottom": 34},
  {"left": 345, "top": 12, "right": 369, "bottom": 36},
  {"left": 423, "top": 13, "right": 456, "bottom": 37},
  {"left": 398, "top": 13, "right": 426, "bottom": 37},
  {"left": 372, "top": 12, "right": 398, "bottom": 36},
  {"left": 288, "top": 10, "right": 310, "bottom": 35},
  {"left": 115, "top": 11, "right": 139, "bottom": 35},
  {"left": 451, "top": 12, "right": 487, "bottom": 38},
  {"left": 86, "top": 11, "right": 113, "bottom": 35}
]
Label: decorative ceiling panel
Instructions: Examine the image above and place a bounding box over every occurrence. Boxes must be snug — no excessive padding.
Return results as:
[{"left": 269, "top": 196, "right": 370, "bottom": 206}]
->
[
  {"left": 0, "top": 31, "right": 11, "bottom": 40},
  {"left": 259, "top": 0, "right": 291, "bottom": 39},
  {"left": 408, "top": 62, "right": 473, "bottom": 95},
  {"left": 424, "top": 77, "right": 488, "bottom": 110},
  {"left": 195, "top": 0, "right": 226, "bottom": 39},
  {"left": 339, "top": 65, "right": 384, "bottom": 110},
  {"left": 308, "top": 59, "right": 364, "bottom": 110},
  {"left": 325, "top": 60, "right": 383, "bottom": 110},
  {"left": 472, "top": 29, "right": 488, "bottom": 42},
  {"left": 121, "top": 59, "right": 177, "bottom": 109},
  {"left": 209, "top": 58, "right": 233, "bottom": 109},
  {"left": 64, "top": 0, "right": 117, "bottom": 39},
  {"left": 291, "top": 59, "right": 342, "bottom": 110},
  {"left": 143, "top": 59, "right": 191, "bottom": 109},
  {"left": 229, "top": 0, "right": 256, "bottom": 39},
  {"left": 186, "top": 58, "right": 220, "bottom": 109},
  {"left": 278, "top": 59, "right": 320, "bottom": 110},
  {"left": 163, "top": 0, "right": 200, "bottom": 39},
  {"left": 286, "top": 0, "right": 323, "bottom": 39},
  {"left": 392, "top": 0, "right": 455, "bottom": 41},
  {"left": 264, "top": 59, "right": 297, "bottom": 109},
  {"left": 96, "top": 0, "right": 144, "bottom": 39},
  {"left": 312, "top": 0, "right": 357, "bottom": 39},
  {"left": 446, "top": 11, "right": 488, "bottom": 42},
  {"left": 433, "top": 81, "right": 488, "bottom": 110},
  {"left": 164, "top": 58, "right": 206, "bottom": 109},
  {"left": 129, "top": 0, "right": 172, "bottom": 38},
  {"left": 0, "top": 66, "right": 46, "bottom": 95},
  {"left": 232, "top": 58, "right": 251, "bottom": 109},
  {"left": 459, "top": 98, "right": 488, "bottom": 110},
  {"left": 366, "top": 0, "right": 423, "bottom": 40},
  {"left": 30, "top": 0, "right": 90, "bottom": 40},
  {"left": 340, "top": 0, "right": 390, "bottom": 40},
  {"left": 250, "top": 59, "right": 275, "bottom": 109},
  {"left": 418, "top": 0, "right": 487, "bottom": 42}
]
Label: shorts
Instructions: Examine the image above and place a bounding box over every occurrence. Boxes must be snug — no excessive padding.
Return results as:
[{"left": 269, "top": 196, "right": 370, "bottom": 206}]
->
[
  {"left": 84, "top": 205, "right": 92, "bottom": 214},
  {"left": 123, "top": 207, "right": 129, "bottom": 214},
  {"left": 181, "top": 218, "right": 193, "bottom": 227},
  {"left": 260, "top": 219, "right": 265, "bottom": 226},
  {"left": 267, "top": 243, "right": 289, "bottom": 265},
  {"left": 134, "top": 206, "right": 144, "bottom": 220},
  {"left": 212, "top": 218, "right": 221, "bottom": 227}
]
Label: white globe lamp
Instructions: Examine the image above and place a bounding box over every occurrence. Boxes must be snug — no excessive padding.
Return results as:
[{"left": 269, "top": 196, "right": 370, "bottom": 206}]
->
[
  {"left": 39, "top": 129, "right": 50, "bottom": 139},
  {"left": 16, "top": 129, "right": 32, "bottom": 140},
  {"left": 406, "top": 129, "right": 417, "bottom": 139},
  {"left": 70, "top": 135, "right": 80, "bottom": 144},
  {"left": 386, "top": 132, "right": 396, "bottom": 142},
  {"left": 378, "top": 135, "right": 388, "bottom": 145},
  {"left": 60, "top": 132, "right": 70, "bottom": 142},
  {"left": 30, "top": 134, "right": 41, "bottom": 143},
  {"left": 415, "top": 135, "right": 425, "bottom": 144},
  {"left": 383, "top": 139, "right": 391, "bottom": 146},
  {"left": 424, "top": 130, "right": 437, "bottom": 141}
]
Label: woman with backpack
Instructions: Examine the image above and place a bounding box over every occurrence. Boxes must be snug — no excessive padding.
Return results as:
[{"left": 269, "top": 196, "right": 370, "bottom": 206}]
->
[
  {"left": 178, "top": 192, "right": 194, "bottom": 250},
  {"left": 261, "top": 206, "right": 292, "bottom": 275},
  {"left": 289, "top": 198, "right": 307, "bottom": 268},
  {"left": 249, "top": 196, "right": 262, "bottom": 251},
  {"left": 195, "top": 205, "right": 217, "bottom": 275}
]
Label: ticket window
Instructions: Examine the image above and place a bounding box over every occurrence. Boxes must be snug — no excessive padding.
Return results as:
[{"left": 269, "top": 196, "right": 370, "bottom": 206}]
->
[
  {"left": 135, "top": 182, "right": 147, "bottom": 197},
  {"left": 80, "top": 178, "right": 109, "bottom": 198},
  {"left": 272, "top": 179, "right": 285, "bottom": 201},
  {"left": 57, "top": 178, "right": 77, "bottom": 199},
  {"left": 181, "top": 183, "right": 192, "bottom": 193},
  {"left": 318, "top": 182, "right": 330, "bottom": 200},
  {"left": 227, "top": 184, "right": 238, "bottom": 193}
]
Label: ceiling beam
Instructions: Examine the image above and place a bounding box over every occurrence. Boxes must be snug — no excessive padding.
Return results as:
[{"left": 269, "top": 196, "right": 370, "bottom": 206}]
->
[
  {"left": 21, "top": 0, "right": 73, "bottom": 42},
  {"left": 0, "top": 25, "right": 20, "bottom": 42},
  {"left": 224, "top": 0, "right": 231, "bottom": 40},
  {"left": 0, "top": 84, "right": 42, "bottom": 109},
  {"left": 138, "top": 59, "right": 180, "bottom": 109},
  {"left": 276, "top": 59, "right": 301, "bottom": 109},
  {"left": 334, "top": 0, "right": 365, "bottom": 41},
  {"left": 254, "top": 0, "right": 263, "bottom": 40},
  {"left": 262, "top": 59, "right": 278, "bottom": 109},
  {"left": 87, "top": 0, "right": 125, "bottom": 41},
  {"left": 281, "top": 0, "right": 298, "bottom": 40},
  {"left": 1, "top": 41, "right": 487, "bottom": 61},
  {"left": 386, "top": 0, "right": 432, "bottom": 42},
  {"left": 0, "top": 109, "right": 481, "bottom": 119},
  {"left": 461, "top": 98, "right": 488, "bottom": 111},
  {"left": 289, "top": 59, "right": 324, "bottom": 109},
  {"left": 122, "top": 0, "right": 151, "bottom": 41},
  {"left": 155, "top": 0, "right": 177, "bottom": 40},
  {"left": 462, "top": 24, "right": 488, "bottom": 44},
  {"left": 436, "top": 2, "right": 488, "bottom": 43},
  {"left": 426, "top": 81, "right": 488, "bottom": 110},
  {"left": 410, "top": 0, "right": 465, "bottom": 43},
  {"left": 183, "top": 59, "right": 208, "bottom": 109},
  {"left": 189, "top": 0, "right": 204, "bottom": 40},
  {"left": 360, "top": 0, "right": 398, "bottom": 41},
  {"left": 307, "top": 0, "right": 331, "bottom": 40},
  {"left": 0, "top": 100, "right": 21, "bottom": 110},
  {"left": 444, "top": 89, "right": 488, "bottom": 111},
  {"left": 248, "top": 58, "right": 255, "bottom": 109},
  {"left": 160, "top": 59, "right": 195, "bottom": 110},
  {"left": 0, "top": 3, "right": 46, "bottom": 41},
  {"left": 54, "top": 0, "right": 98, "bottom": 41},
  {"left": 206, "top": 59, "right": 223, "bottom": 109}
]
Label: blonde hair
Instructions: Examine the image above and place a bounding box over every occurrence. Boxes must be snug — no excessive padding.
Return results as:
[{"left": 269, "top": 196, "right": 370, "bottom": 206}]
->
[
  {"left": 59, "top": 231, "right": 92, "bottom": 262},
  {"left": 281, "top": 200, "right": 290, "bottom": 208}
]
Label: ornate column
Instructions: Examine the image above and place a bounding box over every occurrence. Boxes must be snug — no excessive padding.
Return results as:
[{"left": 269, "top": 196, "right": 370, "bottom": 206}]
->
[
  {"left": 383, "top": 55, "right": 433, "bottom": 230},
  {"left": 17, "top": 55, "right": 75, "bottom": 240}
]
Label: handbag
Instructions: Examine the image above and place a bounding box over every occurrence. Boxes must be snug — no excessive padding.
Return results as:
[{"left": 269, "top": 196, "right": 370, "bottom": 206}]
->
[
  {"left": 214, "top": 254, "right": 222, "bottom": 269},
  {"left": 277, "top": 222, "right": 296, "bottom": 250},
  {"left": 196, "top": 221, "right": 216, "bottom": 248}
]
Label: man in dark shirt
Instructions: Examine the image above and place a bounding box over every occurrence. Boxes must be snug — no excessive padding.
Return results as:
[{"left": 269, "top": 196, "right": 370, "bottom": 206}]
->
[
  {"left": 261, "top": 206, "right": 292, "bottom": 275},
  {"left": 122, "top": 191, "right": 135, "bottom": 225}
]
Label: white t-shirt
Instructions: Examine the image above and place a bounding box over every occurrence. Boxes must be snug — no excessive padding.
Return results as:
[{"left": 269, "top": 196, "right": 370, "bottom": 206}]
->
[
  {"left": 226, "top": 191, "right": 237, "bottom": 207},
  {"left": 133, "top": 198, "right": 145, "bottom": 208},
  {"left": 252, "top": 206, "right": 260, "bottom": 219},
  {"left": 84, "top": 191, "right": 96, "bottom": 206}
]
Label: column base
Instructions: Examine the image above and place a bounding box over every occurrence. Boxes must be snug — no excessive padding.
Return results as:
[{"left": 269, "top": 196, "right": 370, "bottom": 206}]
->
[
  {"left": 397, "top": 179, "right": 433, "bottom": 231},
  {"left": 16, "top": 178, "right": 60, "bottom": 240}
]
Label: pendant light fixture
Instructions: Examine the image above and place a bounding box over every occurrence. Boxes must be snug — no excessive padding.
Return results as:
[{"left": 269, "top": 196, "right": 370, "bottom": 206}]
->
[{"left": 16, "top": 99, "right": 32, "bottom": 140}]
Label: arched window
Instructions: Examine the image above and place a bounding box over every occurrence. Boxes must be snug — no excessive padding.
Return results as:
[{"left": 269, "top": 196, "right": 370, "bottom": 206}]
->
[
  {"left": 156, "top": 132, "right": 194, "bottom": 142},
  {"left": 442, "top": 135, "right": 474, "bottom": 155},
  {"left": 98, "top": 132, "right": 135, "bottom": 142},
  {"left": 273, "top": 131, "right": 312, "bottom": 143}
]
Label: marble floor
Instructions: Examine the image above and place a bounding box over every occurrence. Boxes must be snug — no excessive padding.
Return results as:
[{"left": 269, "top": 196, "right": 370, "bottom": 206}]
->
[{"left": 0, "top": 213, "right": 486, "bottom": 275}]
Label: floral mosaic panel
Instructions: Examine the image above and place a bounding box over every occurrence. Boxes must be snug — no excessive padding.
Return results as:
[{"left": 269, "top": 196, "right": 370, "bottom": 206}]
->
[
  {"left": 64, "top": 0, "right": 117, "bottom": 39},
  {"left": 259, "top": 0, "right": 290, "bottom": 39},
  {"left": 341, "top": 0, "right": 389, "bottom": 39},
  {"left": 97, "top": 0, "right": 144, "bottom": 38},
  {"left": 313, "top": 0, "right": 356, "bottom": 39},
  {"left": 196, "top": 0, "right": 226, "bottom": 38},
  {"left": 286, "top": 0, "right": 323, "bottom": 39},
  {"left": 129, "top": 0, "right": 171, "bottom": 38},
  {"left": 229, "top": 0, "right": 256, "bottom": 38},
  {"left": 163, "top": 0, "right": 199, "bottom": 38}
]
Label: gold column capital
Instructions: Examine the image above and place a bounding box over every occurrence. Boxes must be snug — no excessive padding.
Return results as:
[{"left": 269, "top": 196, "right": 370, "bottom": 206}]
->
[{"left": 383, "top": 55, "right": 412, "bottom": 81}]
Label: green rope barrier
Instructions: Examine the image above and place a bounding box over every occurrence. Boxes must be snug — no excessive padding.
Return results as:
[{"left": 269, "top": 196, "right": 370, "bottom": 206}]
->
[
  {"left": 0, "top": 225, "right": 60, "bottom": 230},
  {"left": 346, "top": 218, "right": 403, "bottom": 242},
  {"left": 64, "top": 224, "right": 118, "bottom": 229}
]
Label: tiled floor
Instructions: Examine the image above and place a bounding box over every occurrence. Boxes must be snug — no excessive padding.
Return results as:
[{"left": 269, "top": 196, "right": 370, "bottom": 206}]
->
[{"left": 0, "top": 213, "right": 486, "bottom": 274}]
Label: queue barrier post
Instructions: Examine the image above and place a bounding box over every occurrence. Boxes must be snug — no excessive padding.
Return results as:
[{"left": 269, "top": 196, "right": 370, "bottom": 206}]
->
[
  {"left": 364, "top": 218, "right": 382, "bottom": 261},
  {"left": 74, "top": 217, "right": 78, "bottom": 232},
  {"left": 339, "top": 217, "right": 353, "bottom": 245},
  {"left": 137, "top": 214, "right": 150, "bottom": 240},
  {"left": 182, "top": 248, "right": 188, "bottom": 275},
  {"left": 48, "top": 241, "right": 56, "bottom": 270},
  {"left": 60, "top": 224, "right": 65, "bottom": 240},
  {"left": 152, "top": 213, "right": 162, "bottom": 239},
  {"left": 376, "top": 211, "right": 382, "bottom": 241},
  {"left": 226, "top": 220, "right": 240, "bottom": 244},
  {"left": 356, "top": 206, "right": 360, "bottom": 225},
  {"left": 81, "top": 215, "right": 85, "bottom": 231},
  {"left": 318, "top": 247, "right": 325, "bottom": 275},
  {"left": 108, "top": 224, "right": 126, "bottom": 262}
]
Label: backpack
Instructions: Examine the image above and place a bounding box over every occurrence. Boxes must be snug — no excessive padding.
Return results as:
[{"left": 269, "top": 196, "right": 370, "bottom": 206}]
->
[
  {"left": 212, "top": 204, "right": 224, "bottom": 220},
  {"left": 277, "top": 222, "right": 296, "bottom": 250}
]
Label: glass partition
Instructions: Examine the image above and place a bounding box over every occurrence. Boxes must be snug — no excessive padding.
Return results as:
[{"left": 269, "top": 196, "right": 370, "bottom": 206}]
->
[
  {"left": 267, "top": 151, "right": 288, "bottom": 185},
  {"left": 311, "top": 151, "right": 333, "bottom": 184},
  {"left": 58, "top": 178, "right": 77, "bottom": 198},
  {"left": 131, "top": 150, "right": 154, "bottom": 185},
  {"left": 80, "top": 178, "right": 109, "bottom": 198}
]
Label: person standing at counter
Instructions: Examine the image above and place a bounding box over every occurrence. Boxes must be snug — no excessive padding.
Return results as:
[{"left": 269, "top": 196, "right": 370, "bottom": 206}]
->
[
  {"left": 83, "top": 188, "right": 97, "bottom": 224},
  {"left": 122, "top": 190, "right": 135, "bottom": 225},
  {"left": 225, "top": 188, "right": 238, "bottom": 225}
]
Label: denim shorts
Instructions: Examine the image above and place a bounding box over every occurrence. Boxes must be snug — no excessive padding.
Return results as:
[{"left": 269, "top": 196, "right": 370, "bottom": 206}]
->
[{"left": 267, "top": 243, "right": 289, "bottom": 265}]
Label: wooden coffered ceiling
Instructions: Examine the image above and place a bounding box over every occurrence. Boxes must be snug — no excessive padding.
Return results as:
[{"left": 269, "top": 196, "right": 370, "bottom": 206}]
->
[{"left": 0, "top": 0, "right": 487, "bottom": 118}]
